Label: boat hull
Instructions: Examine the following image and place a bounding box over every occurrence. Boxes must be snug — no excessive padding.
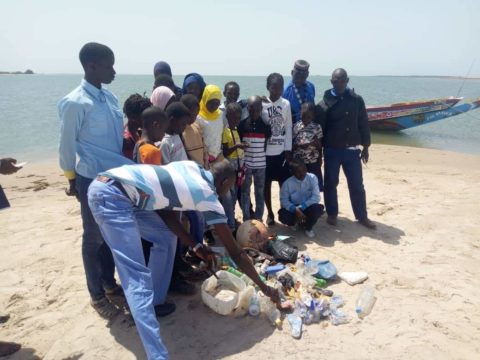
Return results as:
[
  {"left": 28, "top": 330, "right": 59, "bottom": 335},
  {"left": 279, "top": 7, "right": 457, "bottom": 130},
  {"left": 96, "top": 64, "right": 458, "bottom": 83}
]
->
[{"left": 368, "top": 98, "right": 480, "bottom": 131}]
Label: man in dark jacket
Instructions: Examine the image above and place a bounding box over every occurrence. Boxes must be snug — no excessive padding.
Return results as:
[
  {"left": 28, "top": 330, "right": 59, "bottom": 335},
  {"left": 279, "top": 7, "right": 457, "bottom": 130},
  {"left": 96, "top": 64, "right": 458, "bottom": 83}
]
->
[{"left": 316, "top": 68, "right": 376, "bottom": 229}]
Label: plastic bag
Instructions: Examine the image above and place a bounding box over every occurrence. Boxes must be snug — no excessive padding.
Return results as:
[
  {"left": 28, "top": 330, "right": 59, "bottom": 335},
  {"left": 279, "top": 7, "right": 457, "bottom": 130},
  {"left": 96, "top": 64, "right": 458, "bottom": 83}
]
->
[{"left": 267, "top": 240, "right": 298, "bottom": 263}]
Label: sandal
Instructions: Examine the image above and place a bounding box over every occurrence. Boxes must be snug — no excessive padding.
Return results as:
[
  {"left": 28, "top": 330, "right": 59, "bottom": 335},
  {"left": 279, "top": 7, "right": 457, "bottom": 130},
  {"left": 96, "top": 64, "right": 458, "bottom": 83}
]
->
[{"left": 91, "top": 297, "right": 120, "bottom": 320}]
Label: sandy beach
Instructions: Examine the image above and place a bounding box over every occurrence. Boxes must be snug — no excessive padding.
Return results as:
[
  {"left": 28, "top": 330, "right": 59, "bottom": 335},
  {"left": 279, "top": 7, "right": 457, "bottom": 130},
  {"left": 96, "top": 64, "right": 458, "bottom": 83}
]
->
[{"left": 1, "top": 144, "right": 479, "bottom": 360}]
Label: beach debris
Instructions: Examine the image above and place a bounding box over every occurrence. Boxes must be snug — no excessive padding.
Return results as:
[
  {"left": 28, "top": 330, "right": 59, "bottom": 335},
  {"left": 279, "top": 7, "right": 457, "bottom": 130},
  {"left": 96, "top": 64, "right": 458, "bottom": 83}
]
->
[
  {"left": 338, "top": 271, "right": 369, "bottom": 285},
  {"left": 355, "top": 286, "right": 376, "bottom": 319}
]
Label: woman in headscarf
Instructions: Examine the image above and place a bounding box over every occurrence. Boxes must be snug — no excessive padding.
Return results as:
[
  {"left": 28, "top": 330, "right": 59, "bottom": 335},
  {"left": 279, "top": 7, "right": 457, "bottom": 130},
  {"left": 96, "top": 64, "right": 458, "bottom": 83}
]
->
[
  {"left": 182, "top": 73, "right": 206, "bottom": 101},
  {"left": 195, "top": 84, "right": 224, "bottom": 163},
  {"left": 150, "top": 86, "right": 176, "bottom": 111}
]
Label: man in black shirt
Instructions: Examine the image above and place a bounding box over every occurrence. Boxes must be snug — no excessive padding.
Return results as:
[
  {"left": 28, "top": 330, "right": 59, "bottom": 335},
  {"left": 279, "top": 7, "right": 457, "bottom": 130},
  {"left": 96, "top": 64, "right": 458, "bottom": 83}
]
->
[{"left": 316, "top": 68, "right": 376, "bottom": 229}]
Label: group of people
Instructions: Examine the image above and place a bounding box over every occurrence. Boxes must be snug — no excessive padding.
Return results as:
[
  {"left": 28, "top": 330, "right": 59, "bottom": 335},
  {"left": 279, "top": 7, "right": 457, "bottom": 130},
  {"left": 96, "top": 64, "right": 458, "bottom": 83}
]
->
[{"left": 56, "top": 42, "right": 375, "bottom": 359}]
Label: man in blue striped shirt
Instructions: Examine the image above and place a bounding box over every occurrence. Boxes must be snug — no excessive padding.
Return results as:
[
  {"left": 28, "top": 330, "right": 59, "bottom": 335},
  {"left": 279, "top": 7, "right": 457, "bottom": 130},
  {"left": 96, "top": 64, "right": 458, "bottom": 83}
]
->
[
  {"left": 87, "top": 160, "right": 280, "bottom": 359},
  {"left": 58, "top": 43, "right": 133, "bottom": 319}
]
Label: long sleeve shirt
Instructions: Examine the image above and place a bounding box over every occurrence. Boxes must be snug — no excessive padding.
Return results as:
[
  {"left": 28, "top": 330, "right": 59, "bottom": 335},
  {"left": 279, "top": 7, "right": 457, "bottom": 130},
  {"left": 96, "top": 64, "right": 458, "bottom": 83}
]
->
[
  {"left": 283, "top": 80, "right": 316, "bottom": 124},
  {"left": 58, "top": 79, "right": 132, "bottom": 180},
  {"left": 280, "top": 173, "right": 320, "bottom": 213},
  {"left": 261, "top": 97, "right": 293, "bottom": 156}
]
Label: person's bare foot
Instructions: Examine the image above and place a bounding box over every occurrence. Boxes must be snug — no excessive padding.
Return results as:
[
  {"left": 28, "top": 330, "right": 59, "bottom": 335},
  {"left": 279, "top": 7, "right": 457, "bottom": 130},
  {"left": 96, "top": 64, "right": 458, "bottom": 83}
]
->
[
  {"left": 0, "top": 341, "right": 21, "bottom": 357},
  {"left": 326, "top": 215, "right": 337, "bottom": 226},
  {"left": 91, "top": 297, "right": 121, "bottom": 320},
  {"left": 359, "top": 218, "right": 376, "bottom": 229}
]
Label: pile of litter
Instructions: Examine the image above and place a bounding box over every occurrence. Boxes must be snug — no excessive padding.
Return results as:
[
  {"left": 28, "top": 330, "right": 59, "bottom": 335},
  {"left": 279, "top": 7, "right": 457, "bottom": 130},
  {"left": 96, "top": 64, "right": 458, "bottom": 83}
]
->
[{"left": 203, "top": 235, "right": 376, "bottom": 339}]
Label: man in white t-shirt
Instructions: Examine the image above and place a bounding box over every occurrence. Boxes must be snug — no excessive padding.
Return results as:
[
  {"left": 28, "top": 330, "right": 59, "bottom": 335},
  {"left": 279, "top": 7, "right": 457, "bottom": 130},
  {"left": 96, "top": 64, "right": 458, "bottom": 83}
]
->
[{"left": 261, "top": 73, "right": 293, "bottom": 225}]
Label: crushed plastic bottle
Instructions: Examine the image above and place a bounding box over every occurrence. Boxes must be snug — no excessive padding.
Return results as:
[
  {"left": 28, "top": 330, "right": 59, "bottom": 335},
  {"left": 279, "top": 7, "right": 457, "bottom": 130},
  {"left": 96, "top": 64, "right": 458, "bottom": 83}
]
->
[
  {"left": 355, "top": 286, "right": 376, "bottom": 319},
  {"left": 330, "top": 307, "right": 350, "bottom": 326},
  {"left": 329, "top": 295, "right": 345, "bottom": 309},
  {"left": 294, "top": 299, "right": 307, "bottom": 318},
  {"left": 248, "top": 292, "right": 260, "bottom": 316},
  {"left": 259, "top": 293, "right": 282, "bottom": 327},
  {"left": 304, "top": 301, "right": 317, "bottom": 325},
  {"left": 287, "top": 314, "right": 302, "bottom": 339}
]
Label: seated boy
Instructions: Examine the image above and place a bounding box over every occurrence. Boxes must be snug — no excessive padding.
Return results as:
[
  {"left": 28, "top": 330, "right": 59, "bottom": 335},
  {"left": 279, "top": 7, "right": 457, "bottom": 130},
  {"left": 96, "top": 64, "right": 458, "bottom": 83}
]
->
[{"left": 279, "top": 158, "right": 324, "bottom": 238}]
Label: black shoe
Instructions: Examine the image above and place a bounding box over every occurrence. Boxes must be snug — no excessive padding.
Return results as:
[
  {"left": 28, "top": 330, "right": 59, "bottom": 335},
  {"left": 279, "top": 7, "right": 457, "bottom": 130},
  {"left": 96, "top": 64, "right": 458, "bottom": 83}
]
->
[
  {"left": 154, "top": 302, "right": 176, "bottom": 317},
  {"left": 169, "top": 277, "right": 196, "bottom": 295}
]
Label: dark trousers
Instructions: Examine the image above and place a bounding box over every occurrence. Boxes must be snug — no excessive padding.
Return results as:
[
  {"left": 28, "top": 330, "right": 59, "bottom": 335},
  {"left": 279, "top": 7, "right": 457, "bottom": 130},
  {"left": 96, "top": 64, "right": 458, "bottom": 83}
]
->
[
  {"left": 76, "top": 174, "right": 116, "bottom": 300},
  {"left": 323, "top": 148, "right": 368, "bottom": 220},
  {"left": 278, "top": 203, "right": 324, "bottom": 231},
  {"left": 305, "top": 161, "right": 324, "bottom": 191}
]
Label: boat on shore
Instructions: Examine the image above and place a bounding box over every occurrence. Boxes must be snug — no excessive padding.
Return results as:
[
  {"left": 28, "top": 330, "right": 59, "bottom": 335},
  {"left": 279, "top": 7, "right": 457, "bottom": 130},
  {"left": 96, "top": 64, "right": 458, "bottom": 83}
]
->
[{"left": 367, "top": 97, "right": 480, "bottom": 131}]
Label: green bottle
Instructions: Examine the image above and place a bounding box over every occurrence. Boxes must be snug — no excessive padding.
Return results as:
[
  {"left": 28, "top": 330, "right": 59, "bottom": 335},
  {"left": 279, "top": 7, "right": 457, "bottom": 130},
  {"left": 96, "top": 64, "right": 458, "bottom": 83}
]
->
[{"left": 314, "top": 278, "right": 327, "bottom": 288}]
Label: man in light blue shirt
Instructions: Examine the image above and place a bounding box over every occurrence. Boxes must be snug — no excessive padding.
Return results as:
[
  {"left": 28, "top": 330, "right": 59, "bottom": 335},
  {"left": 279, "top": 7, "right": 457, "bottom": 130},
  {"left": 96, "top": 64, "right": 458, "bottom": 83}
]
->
[
  {"left": 58, "top": 42, "right": 132, "bottom": 319},
  {"left": 279, "top": 158, "right": 324, "bottom": 238}
]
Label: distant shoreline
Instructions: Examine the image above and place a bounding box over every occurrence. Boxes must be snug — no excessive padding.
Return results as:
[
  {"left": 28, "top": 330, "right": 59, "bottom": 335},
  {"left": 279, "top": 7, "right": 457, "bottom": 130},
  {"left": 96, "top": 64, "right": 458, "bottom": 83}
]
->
[
  {"left": 1, "top": 72, "right": 479, "bottom": 80},
  {"left": 0, "top": 70, "right": 34, "bottom": 75}
]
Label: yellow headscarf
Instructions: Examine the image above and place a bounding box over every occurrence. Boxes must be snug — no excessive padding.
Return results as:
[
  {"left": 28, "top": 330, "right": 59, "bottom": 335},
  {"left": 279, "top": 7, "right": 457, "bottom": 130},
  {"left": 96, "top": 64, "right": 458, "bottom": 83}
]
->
[{"left": 199, "top": 84, "right": 222, "bottom": 121}]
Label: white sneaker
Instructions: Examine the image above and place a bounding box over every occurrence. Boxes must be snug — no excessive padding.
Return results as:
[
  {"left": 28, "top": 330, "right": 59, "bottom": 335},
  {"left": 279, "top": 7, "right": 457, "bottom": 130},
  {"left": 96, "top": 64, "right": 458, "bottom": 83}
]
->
[{"left": 305, "top": 229, "right": 315, "bottom": 238}]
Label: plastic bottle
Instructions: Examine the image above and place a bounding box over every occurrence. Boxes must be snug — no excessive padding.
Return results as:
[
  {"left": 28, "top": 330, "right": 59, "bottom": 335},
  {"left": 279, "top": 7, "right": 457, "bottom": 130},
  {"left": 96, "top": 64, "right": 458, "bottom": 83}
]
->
[
  {"left": 227, "top": 266, "right": 266, "bottom": 284},
  {"left": 314, "top": 278, "right": 327, "bottom": 288},
  {"left": 259, "top": 294, "right": 282, "bottom": 327},
  {"left": 355, "top": 286, "right": 376, "bottom": 319},
  {"left": 248, "top": 292, "right": 260, "bottom": 316},
  {"left": 304, "top": 301, "right": 316, "bottom": 325},
  {"left": 294, "top": 299, "right": 307, "bottom": 318}
]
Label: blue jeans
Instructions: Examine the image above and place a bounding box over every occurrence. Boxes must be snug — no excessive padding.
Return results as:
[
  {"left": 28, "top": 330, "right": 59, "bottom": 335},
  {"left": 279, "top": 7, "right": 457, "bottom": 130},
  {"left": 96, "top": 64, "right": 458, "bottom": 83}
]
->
[
  {"left": 323, "top": 148, "right": 368, "bottom": 220},
  {"left": 221, "top": 160, "right": 239, "bottom": 229},
  {"left": 241, "top": 167, "right": 266, "bottom": 221},
  {"left": 88, "top": 179, "right": 173, "bottom": 360},
  {"left": 76, "top": 174, "right": 116, "bottom": 300}
]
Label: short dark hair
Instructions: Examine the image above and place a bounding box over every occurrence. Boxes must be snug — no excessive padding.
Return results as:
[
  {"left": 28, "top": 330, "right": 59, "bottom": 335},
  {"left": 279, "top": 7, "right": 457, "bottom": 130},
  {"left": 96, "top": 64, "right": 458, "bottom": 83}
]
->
[
  {"left": 301, "top": 102, "right": 315, "bottom": 114},
  {"left": 289, "top": 157, "right": 306, "bottom": 173},
  {"left": 226, "top": 102, "right": 242, "bottom": 115},
  {"left": 166, "top": 102, "right": 191, "bottom": 119},
  {"left": 180, "top": 94, "right": 200, "bottom": 111},
  {"left": 79, "top": 42, "right": 114, "bottom": 68},
  {"left": 266, "top": 72, "right": 284, "bottom": 88},
  {"left": 154, "top": 74, "right": 175, "bottom": 90},
  {"left": 224, "top": 81, "right": 239, "bottom": 91},
  {"left": 123, "top": 94, "right": 152, "bottom": 119},
  {"left": 141, "top": 106, "right": 167, "bottom": 129}
]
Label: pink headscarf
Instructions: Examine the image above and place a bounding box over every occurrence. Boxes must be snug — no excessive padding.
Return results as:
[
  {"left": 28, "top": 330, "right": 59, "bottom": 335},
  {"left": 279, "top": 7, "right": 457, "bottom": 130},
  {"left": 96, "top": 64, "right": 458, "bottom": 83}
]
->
[{"left": 150, "top": 86, "right": 175, "bottom": 110}]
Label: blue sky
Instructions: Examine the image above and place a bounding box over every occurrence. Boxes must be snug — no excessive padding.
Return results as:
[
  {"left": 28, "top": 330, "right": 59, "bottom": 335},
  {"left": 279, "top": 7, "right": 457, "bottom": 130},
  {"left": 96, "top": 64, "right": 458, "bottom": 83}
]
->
[{"left": 0, "top": 0, "right": 478, "bottom": 76}]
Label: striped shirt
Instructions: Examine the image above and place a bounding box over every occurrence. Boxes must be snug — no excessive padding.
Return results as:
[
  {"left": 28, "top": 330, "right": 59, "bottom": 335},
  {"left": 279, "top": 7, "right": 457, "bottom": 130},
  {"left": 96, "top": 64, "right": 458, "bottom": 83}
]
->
[
  {"left": 237, "top": 117, "right": 272, "bottom": 169},
  {"left": 100, "top": 161, "right": 227, "bottom": 225}
]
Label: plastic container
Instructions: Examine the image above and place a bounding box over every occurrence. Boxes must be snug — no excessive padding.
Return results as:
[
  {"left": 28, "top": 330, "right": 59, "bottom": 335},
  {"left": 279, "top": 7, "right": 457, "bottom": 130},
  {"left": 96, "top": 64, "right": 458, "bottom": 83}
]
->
[
  {"left": 201, "top": 270, "right": 246, "bottom": 316},
  {"left": 355, "top": 286, "right": 376, "bottom": 318},
  {"left": 248, "top": 292, "right": 261, "bottom": 316}
]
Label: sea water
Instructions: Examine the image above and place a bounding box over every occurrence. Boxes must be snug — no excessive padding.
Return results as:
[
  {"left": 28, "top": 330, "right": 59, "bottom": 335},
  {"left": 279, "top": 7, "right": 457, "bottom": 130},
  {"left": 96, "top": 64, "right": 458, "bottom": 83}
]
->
[{"left": 1, "top": 74, "right": 479, "bottom": 162}]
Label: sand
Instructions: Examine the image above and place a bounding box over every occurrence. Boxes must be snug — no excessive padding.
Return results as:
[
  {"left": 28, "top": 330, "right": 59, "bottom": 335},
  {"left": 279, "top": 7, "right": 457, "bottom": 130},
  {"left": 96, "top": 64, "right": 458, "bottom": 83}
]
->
[{"left": 1, "top": 144, "right": 479, "bottom": 360}]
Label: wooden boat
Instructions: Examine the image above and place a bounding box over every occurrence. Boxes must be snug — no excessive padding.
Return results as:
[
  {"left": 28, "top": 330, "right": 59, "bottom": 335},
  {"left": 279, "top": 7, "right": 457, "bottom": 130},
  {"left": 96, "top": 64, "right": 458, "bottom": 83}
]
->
[{"left": 367, "top": 97, "right": 480, "bottom": 131}]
